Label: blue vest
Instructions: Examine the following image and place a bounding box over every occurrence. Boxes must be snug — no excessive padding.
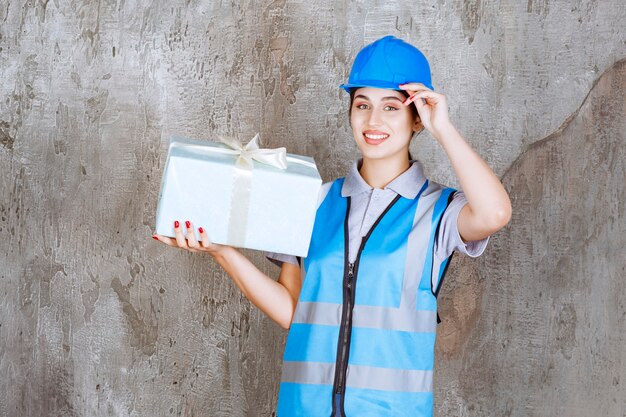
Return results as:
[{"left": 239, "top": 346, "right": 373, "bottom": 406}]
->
[{"left": 277, "top": 177, "right": 456, "bottom": 417}]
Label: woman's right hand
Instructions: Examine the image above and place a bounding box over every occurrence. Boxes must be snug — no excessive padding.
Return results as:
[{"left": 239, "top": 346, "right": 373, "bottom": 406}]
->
[{"left": 152, "top": 220, "right": 230, "bottom": 257}]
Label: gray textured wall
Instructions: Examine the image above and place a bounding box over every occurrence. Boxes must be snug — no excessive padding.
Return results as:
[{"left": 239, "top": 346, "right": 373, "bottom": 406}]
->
[{"left": 0, "top": 1, "right": 624, "bottom": 416}]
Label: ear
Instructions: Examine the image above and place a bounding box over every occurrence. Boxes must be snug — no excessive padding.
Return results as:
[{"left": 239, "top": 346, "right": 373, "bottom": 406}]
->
[{"left": 412, "top": 116, "right": 423, "bottom": 133}]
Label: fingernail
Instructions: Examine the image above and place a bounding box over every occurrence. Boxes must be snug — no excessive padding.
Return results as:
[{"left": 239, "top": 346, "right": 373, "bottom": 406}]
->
[
  {"left": 152, "top": 235, "right": 159, "bottom": 240},
  {"left": 185, "top": 220, "right": 190, "bottom": 228},
  {"left": 199, "top": 227, "right": 204, "bottom": 233},
  {"left": 174, "top": 220, "right": 179, "bottom": 228}
]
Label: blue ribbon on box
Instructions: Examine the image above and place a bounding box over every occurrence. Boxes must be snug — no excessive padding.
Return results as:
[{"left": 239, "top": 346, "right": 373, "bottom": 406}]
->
[{"left": 169, "top": 134, "right": 315, "bottom": 247}]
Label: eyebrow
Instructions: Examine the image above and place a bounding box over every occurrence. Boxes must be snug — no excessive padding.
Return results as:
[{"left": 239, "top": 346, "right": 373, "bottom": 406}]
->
[{"left": 354, "top": 94, "right": 404, "bottom": 102}]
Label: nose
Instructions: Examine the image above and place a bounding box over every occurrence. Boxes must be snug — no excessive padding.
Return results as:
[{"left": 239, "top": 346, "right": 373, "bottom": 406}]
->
[{"left": 368, "top": 106, "right": 383, "bottom": 126}]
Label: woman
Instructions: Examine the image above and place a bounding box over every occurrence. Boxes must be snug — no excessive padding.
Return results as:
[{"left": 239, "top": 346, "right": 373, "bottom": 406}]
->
[{"left": 154, "top": 35, "right": 511, "bottom": 417}]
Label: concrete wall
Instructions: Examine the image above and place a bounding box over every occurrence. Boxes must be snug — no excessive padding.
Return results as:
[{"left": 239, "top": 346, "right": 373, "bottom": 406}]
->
[{"left": 0, "top": 1, "right": 624, "bottom": 416}]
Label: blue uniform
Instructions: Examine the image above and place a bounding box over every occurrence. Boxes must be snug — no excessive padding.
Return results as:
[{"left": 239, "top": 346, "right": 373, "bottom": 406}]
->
[{"left": 268, "top": 159, "right": 489, "bottom": 416}]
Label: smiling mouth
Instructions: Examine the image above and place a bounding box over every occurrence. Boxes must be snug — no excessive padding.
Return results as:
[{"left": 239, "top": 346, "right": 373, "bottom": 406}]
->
[{"left": 364, "top": 133, "right": 389, "bottom": 140}]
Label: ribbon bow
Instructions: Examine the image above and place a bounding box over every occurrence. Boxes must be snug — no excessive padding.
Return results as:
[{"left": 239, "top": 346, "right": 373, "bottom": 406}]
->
[{"left": 218, "top": 133, "right": 288, "bottom": 170}]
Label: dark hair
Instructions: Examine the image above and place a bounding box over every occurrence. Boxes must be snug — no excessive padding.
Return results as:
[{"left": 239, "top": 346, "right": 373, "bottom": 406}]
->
[{"left": 348, "top": 89, "right": 420, "bottom": 161}]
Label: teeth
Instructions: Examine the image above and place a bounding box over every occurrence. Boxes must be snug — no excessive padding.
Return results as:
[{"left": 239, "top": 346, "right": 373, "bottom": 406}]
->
[{"left": 365, "top": 134, "right": 388, "bottom": 140}]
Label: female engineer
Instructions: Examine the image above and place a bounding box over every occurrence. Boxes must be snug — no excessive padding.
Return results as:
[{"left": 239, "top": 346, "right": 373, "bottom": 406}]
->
[{"left": 153, "top": 35, "right": 512, "bottom": 416}]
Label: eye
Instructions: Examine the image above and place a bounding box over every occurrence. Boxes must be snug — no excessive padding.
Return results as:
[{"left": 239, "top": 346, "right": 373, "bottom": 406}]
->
[
  {"left": 355, "top": 103, "right": 369, "bottom": 110},
  {"left": 384, "top": 105, "right": 399, "bottom": 111}
]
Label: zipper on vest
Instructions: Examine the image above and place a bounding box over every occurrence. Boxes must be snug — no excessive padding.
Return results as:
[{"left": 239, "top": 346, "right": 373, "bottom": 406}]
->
[
  {"left": 334, "top": 261, "right": 354, "bottom": 396},
  {"left": 330, "top": 194, "right": 402, "bottom": 417}
]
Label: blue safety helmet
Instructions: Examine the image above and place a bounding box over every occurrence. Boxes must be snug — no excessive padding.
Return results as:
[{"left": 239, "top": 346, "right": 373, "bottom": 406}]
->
[{"left": 340, "top": 35, "right": 434, "bottom": 92}]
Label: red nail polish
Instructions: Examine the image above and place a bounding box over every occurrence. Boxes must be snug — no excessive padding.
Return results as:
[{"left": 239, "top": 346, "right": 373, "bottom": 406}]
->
[
  {"left": 199, "top": 227, "right": 204, "bottom": 233},
  {"left": 174, "top": 220, "right": 179, "bottom": 228},
  {"left": 152, "top": 235, "right": 159, "bottom": 240},
  {"left": 185, "top": 221, "right": 190, "bottom": 228}
]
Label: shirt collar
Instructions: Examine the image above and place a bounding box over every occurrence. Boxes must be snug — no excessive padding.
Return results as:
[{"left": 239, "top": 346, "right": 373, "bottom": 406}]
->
[{"left": 341, "top": 158, "right": 428, "bottom": 200}]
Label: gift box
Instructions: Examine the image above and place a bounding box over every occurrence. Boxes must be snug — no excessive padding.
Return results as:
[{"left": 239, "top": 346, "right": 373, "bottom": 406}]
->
[{"left": 155, "top": 134, "right": 322, "bottom": 257}]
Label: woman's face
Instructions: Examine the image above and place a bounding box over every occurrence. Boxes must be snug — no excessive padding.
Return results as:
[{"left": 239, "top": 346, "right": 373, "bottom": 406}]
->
[{"left": 350, "top": 87, "right": 421, "bottom": 161}]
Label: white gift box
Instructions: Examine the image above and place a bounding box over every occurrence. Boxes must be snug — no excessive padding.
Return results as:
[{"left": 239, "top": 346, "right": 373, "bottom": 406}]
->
[{"left": 155, "top": 135, "right": 322, "bottom": 257}]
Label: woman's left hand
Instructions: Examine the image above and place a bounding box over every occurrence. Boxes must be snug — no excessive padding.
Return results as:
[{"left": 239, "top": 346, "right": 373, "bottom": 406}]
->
[{"left": 399, "top": 83, "right": 452, "bottom": 141}]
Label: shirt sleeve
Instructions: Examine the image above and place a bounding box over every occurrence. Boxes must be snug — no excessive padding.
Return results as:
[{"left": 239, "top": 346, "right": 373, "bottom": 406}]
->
[
  {"left": 434, "top": 190, "right": 489, "bottom": 261},
  {"left": 265, "top": 252, "right": 301, "bottom": 268}
]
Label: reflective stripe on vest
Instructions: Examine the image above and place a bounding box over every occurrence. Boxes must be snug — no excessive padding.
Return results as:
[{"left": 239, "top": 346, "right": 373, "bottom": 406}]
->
[{"left": 277, "top": 178, "right": 455, "bottom": 417}]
